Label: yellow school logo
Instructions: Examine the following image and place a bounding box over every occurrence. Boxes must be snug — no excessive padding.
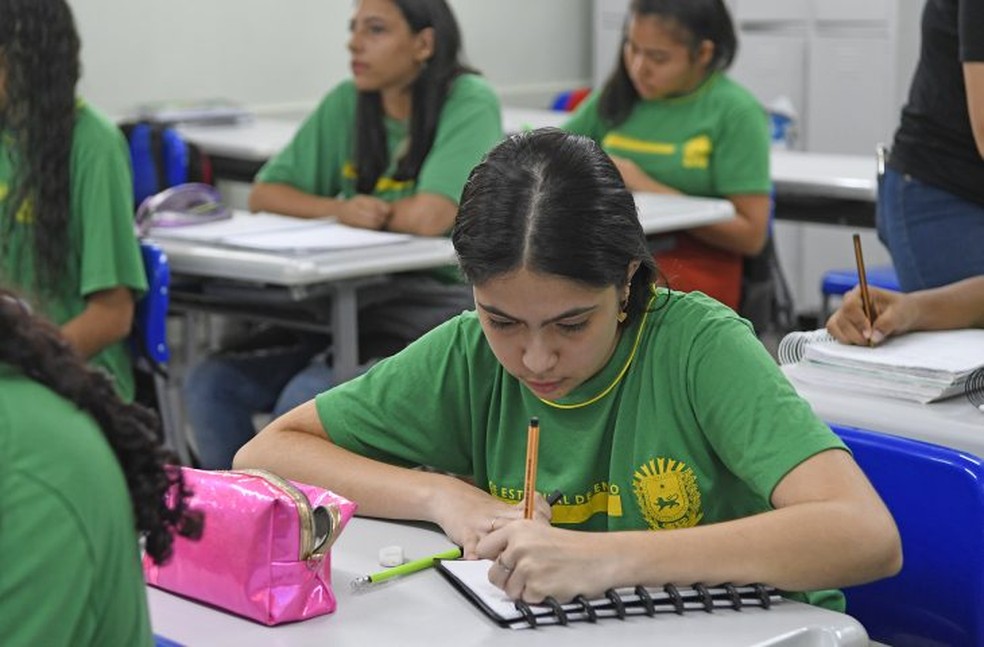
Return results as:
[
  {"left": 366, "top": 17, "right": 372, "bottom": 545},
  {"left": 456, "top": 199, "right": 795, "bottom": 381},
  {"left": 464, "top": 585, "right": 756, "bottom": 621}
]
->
[
  {"left": 632, "top": 457, "right": 702, "bottom": 529},
  {"left": 0, "top": 183, "right": 33, "bottom": 223},
  {"left": 682, "top": 135, "right": 711, "bottom": 169}
]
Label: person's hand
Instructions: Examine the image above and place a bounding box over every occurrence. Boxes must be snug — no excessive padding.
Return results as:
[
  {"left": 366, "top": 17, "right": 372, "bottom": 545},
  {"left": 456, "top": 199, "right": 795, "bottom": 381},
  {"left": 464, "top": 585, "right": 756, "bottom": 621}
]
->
[
  {"left": 336, "top": 195, "right": 392, "bottom": 230},
  {"left": 476, "top": 521, "right": 610, "bottom": 603},
  {"left": 826, "top": 285, "right": 919, "bottom": 345},
  {"left": 430, "top": 484, "right": 553, "bottom": 560}
]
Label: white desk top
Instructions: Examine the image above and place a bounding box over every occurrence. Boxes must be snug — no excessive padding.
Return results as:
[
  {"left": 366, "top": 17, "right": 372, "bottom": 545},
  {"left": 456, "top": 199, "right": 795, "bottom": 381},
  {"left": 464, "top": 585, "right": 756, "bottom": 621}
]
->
[
  {"left": 151, "top": 195, "right": 733, "bottom": 288},
  {"left": 501, "top": 107, "right": 568, "bottom": 135},
  {"left": 783, "top": 364, "right": 984, "bottom": 458},
  {"left": 149, "top": 517, "right": 868, "bottom": 647},
  {"left": 770, "top": 150, "right": 877, "bottom": 202}
]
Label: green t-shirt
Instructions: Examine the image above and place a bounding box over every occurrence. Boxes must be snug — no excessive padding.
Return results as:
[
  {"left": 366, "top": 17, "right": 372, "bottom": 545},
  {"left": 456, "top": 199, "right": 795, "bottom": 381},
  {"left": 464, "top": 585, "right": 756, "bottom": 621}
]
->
[
  {"left": 0, "top": 364, "right": 152, "bottom": 645},
  {"left": 0, "top": 101, "right": 148, "bottom": 401},
  {"left": 316, "top": 289, "right": 846, "bottom": 610},
  {"left": 562, "top": 72, "right": 771, "bottom": 198}
]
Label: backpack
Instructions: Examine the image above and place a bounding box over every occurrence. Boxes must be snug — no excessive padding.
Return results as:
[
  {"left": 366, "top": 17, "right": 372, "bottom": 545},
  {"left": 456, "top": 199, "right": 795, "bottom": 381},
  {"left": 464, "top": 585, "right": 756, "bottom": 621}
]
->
[{"left": 120, "top": 121, "right": 214, "bottom": 207}]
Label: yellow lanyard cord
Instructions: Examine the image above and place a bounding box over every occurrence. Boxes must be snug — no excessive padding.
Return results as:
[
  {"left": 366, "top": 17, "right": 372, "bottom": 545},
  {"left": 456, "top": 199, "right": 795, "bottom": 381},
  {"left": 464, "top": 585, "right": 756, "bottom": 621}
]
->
[{"left": 536, "top": 293, "right": 656, "bottom": 410}]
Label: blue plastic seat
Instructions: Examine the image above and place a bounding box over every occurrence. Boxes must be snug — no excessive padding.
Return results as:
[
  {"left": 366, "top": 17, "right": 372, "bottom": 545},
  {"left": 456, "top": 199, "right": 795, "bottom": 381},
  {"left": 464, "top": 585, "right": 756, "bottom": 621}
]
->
[
  {"left": 819, "top": 264, "right": 899, "bottom": 321},
  {"left": 832, "top": 424, "right": 984, "bottom": 646},
  {"left": 133, "top": 242, "right": 191, "bottom": 464}
]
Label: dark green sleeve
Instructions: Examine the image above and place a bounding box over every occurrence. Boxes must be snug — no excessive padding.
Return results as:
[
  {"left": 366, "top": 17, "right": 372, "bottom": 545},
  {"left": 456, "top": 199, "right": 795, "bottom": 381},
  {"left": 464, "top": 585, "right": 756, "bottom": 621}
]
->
[{"left": 561, "top": 89, "right": 608, "bottom": 142}]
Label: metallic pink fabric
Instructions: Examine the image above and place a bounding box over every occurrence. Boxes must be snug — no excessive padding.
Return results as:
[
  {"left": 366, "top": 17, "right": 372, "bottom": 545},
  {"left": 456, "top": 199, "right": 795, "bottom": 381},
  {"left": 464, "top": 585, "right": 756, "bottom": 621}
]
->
[{"left": 143, "top": 468, "right": 357, "bottom": 625}]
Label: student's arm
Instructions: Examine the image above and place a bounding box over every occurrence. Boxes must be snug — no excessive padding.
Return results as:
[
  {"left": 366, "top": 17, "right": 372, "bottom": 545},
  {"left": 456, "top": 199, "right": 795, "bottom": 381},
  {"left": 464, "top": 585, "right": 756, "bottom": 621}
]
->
[
  {"left": 827, "top": 276, "right": 984, "bottom": 345},
  {"left": 685, "top": 193, "right": 771, "bottom": 256},
  {"left": 479, "top": 448, "right": 901, "bottom": 602},
  {"left": 248, "top": 182, "right": 392, "bottom": 229},
  {"left": 234, "top": 401, "right": 550, "bottom": 558},
  {"left": 59, "top": 286, "right": 135, "bottom": 359},
  {"left": 963, "top": 62, "right": 984, "bottom": 158},
  {"left": 387, "top": 191, "right": 457, "bottom": 236}
]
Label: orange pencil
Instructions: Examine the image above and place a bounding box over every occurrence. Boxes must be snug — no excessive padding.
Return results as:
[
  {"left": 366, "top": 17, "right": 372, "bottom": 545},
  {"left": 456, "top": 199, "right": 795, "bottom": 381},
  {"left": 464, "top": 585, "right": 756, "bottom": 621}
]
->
[
  {"left": 852, "top": 234, "right": 875, "bottom": 346},
  {"left": 522, "top": 417, "right": 540, "bottom": 519}
]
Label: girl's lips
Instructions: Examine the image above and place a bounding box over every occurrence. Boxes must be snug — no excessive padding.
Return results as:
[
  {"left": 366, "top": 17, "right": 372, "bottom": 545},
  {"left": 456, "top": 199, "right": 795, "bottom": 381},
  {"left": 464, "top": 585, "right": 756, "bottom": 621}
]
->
[
  {"left": 526, "top": 380, "right": 562, "bottom": 397},
  {"left": 351, "top": 62, "right": 368, "bottom": 75}
]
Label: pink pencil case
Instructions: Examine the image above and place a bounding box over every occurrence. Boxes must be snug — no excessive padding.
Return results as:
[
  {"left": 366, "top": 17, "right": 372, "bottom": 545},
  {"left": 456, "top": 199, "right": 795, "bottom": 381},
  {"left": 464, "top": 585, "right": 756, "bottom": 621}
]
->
[{"left": 143, "top": 467, "right": 357, "bottom": 625}]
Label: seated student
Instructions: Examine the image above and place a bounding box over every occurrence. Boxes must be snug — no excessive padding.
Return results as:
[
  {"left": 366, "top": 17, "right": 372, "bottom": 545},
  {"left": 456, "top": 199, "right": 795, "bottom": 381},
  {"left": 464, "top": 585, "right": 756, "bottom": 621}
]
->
[
  {"left": 183, "top": 0, "right": 502, "bottom": 469},
  {"left": 562, "top": 0, "right": 771, "bottom": 311},
  {"left": 235, "top": 130, "right": 901, "bottom": 609},
  {"left": 0, "top": 0, "right": 147, "bottom": 401},
  {"left": 826, "top": 276, "right": 984, "bottom": 346},
  {"left": 0, "top": 291, "right": 202, "bottom": 645}
]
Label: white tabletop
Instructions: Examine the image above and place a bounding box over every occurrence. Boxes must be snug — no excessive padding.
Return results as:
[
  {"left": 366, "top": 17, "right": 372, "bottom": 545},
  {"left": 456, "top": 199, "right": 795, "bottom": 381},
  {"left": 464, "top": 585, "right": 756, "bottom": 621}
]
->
[
  {"left": 501, "top": 107, "right": 568, "bottom": 134},
  {"left": 770, "top": 150, "right": 877, "bottom": 202},
  {"left": 149, "top": 517, "right": 868, "bottom": 647},
  {"left": 151, "top": 195, "right": 733, "bottom": 289},
  {"left": 783, "top": 364, "right": 984, "bottom": 458}
]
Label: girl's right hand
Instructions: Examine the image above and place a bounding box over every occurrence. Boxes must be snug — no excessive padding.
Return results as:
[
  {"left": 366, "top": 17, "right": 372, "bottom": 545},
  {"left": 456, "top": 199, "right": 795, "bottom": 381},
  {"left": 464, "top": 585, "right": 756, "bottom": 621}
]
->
[{"left": 826, "top": 285, "right": 917, "bottom": 345}]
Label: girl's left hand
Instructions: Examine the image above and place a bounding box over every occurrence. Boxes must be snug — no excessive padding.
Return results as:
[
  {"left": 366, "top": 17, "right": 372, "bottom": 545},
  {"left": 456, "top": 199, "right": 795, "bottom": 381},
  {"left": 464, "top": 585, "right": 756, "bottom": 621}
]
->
[
  {"left": 609, "top": 155, "right": 673, "bottom": 193},
  {"left": 475, "top": 522, "right": 613, "bottom": 603}
]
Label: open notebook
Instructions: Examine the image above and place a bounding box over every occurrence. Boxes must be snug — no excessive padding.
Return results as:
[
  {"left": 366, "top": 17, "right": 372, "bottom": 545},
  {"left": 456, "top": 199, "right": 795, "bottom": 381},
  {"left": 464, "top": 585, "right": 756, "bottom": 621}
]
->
[
  {"left": 149, "top": 211, "right": 412, "bottom": 252},
  {"left": 779, "top": 328, "right": 984, "bottom": 404},
  {"left": 437, "top": 559, "right": 780, "bottom": 629}
]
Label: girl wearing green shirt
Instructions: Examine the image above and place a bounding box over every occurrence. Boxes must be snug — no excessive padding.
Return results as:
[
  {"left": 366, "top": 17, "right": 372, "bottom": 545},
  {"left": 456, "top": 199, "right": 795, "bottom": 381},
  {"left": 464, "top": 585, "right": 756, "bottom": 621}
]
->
[
  {"left": 0, "top": 0, "right": 147, "bottom": 401},
  {"left": 236, "top": 130, "right": 901, "bottom": 609},
  {"left": 563, "top": 0, "right": 771, "bottom": 311}
]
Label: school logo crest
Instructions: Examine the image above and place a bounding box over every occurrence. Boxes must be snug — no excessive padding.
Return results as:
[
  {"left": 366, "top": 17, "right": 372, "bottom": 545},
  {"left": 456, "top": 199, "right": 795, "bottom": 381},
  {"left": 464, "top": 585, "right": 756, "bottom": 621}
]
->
[{"left": 632, "top": 457, "right": 703, "bottom": 529}]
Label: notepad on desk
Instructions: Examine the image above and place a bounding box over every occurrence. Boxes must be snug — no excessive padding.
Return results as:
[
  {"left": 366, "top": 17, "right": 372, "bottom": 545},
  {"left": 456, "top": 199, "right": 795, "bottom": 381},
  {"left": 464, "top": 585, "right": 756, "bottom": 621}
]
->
[
  {"left": 779, "top": 328, "right": 984, "bottom": 404},
  {"left": 437, "top": 559, "right": 780, "bottom": 629},
  {"left": 150, "top": 211, "right": 412, "bottom": 252}
]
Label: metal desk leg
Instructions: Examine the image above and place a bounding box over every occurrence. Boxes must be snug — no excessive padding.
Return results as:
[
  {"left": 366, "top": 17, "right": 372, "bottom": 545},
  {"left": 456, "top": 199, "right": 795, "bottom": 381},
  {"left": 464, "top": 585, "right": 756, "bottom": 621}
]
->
[{"left": 331, "top": 285, "right": 361, "bottom": 383}]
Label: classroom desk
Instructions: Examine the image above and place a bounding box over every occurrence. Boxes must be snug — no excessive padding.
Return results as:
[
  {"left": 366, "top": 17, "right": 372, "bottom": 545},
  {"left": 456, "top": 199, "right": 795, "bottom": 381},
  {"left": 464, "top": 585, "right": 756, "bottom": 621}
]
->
[
  {"left": 770, "top": 150, "right": 877, "bottom": 228},
  {"left": 148, "top": 516, "right": 869, "bottom": 646},
  {"left": 783, "top": 364, "right": 984, "bottom": 458},
  {"left": 153, "top": 195, "right": 734, "bottom": 381}
]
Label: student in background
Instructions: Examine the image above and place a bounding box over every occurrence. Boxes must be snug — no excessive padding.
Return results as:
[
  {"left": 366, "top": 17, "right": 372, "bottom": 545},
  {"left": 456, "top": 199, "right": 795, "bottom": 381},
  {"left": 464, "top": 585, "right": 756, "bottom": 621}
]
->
[
  {"left": 235, "top": 130, "right": 900, "bottom": 610},
  {"left": 878, "top": 0, "right": 984, "bottom": 292},
  {"left": 0, "top": 291, "right": 202, "bottom": 645},
  {"left": 562, "top": 0, "right": 771, "bottom": 311},
  {"left": 826, "top": 276, "right": 984, "bottom": 346},
  {"left": 183, "top": 0, "right": 502, "bottom": 469},
  {"left": 0, "top": 0, "right": 147, "bottom": 401}
]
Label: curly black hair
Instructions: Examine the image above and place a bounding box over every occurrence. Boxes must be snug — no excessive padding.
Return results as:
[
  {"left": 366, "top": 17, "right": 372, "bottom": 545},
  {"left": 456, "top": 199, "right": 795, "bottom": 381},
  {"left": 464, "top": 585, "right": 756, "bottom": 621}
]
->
[
  {"left": 0, "top": 0, "right": 80, "bottom": 295},
  {"left": 0, "top": 289, "right": 202, "bottom": 563}
]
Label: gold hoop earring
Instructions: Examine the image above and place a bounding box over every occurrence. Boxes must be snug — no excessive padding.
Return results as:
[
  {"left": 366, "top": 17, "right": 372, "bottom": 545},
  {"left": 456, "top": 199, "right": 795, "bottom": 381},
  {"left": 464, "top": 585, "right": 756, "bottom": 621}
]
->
[{"left": 616, "top": 310, "right": 627, "bottom": 323}]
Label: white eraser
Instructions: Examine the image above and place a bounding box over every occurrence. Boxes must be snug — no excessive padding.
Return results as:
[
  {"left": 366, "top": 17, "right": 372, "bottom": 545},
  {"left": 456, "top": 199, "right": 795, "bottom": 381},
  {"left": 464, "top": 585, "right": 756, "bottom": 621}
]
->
[
  {"left": 978, "top": 403, "right": 984, "bottom": 413},
  {"left": 378, "top": 545, "right": 405, "bottom": 568}
]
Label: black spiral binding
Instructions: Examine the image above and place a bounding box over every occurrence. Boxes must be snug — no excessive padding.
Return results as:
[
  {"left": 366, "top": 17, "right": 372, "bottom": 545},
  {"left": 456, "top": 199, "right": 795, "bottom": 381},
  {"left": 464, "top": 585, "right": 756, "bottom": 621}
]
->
[
  {"left": 664, "top": 583, "right": 686, "bottom": 614},
  {"left": 724, "top": 583, "right": 743, "bottom": 610},
  {"left": 694, "top": 583, "right": 714, "bottom": 612},
  {"left": 754, "top": 583, "right": 773, "bottom": 609},
  {"left": 573, "top": 594, "right": 598, "bottom": 623},
  {"left": 966, "top": 367, "right": 984, "bottom": 410},
  {"left": 543, "top": 596, "right": 568, "bottom": 626},
  {"left": 634, "top": 585, "right": 656, "bottom": 616},
  {"left": 604, "top": 589, "right": 627, "bottom": 619},
  {"left": 513, "top": 600, "right": 538, "bottom": 628}
]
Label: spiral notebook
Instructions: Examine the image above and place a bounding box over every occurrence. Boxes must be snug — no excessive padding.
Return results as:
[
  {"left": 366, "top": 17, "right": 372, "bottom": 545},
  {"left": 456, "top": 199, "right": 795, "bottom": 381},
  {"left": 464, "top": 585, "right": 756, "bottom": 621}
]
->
[
  {"left": 436, "top": 559, "right": 781, "bottom": 629},
  {"left": 778, "top": 328, "right": 984, "bottom": 404}
]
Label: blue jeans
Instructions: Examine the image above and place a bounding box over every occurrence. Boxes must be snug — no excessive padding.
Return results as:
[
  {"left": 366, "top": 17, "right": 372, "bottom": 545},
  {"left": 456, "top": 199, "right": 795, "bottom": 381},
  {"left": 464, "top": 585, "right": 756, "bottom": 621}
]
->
[
  {"left": 877, "top": 167, "right": 984, "bottom": 291},
  {"left": 183, "top": 332, "right": 332, "bottom": 469}
]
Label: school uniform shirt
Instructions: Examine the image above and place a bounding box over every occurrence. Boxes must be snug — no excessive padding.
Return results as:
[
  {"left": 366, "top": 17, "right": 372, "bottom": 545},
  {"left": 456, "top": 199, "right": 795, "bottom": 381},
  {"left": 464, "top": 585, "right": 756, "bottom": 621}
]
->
[
  {"left": 0, "top": 363, "right": 152, "bottom": 645},
  {"left": 256, "top": 73, "right": 502, "bottom": 284},
  {"left": 0, "top": 101, "right": 147, "bottom": 401},
  {"left": 562, "top": 73, "right": 771, "bottom": 310},
  {"left": 315, "top": 288, "right": 846, "bottom": 610}
]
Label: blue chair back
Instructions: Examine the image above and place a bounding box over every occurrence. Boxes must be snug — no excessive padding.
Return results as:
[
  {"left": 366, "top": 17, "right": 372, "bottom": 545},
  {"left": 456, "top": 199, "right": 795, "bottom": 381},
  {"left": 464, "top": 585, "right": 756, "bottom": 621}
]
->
[
  {"left": 133, "top": 242, "right": 170, "bottom": 365},
  {"left": 832, "top": 424, "right": 984, "bottom": 646}
]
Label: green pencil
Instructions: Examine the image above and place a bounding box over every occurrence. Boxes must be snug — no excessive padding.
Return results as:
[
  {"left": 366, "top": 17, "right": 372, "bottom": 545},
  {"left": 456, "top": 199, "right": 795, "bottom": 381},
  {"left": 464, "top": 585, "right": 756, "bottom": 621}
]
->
[{"left": 351, "top": 546, "right": 462, "bottom": 591}]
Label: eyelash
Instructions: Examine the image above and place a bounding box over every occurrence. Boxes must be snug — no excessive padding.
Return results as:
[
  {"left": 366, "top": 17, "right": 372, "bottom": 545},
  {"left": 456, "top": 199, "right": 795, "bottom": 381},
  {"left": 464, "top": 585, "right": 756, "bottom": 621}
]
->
[{"left": 486, "top": 319, "right": 588, "bottom": 333}]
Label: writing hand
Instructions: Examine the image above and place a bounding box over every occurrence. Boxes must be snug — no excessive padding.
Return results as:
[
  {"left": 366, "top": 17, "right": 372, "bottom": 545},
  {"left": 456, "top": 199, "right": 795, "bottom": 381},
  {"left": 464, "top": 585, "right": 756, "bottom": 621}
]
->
[{"left": 826, "top": 285, "right": 916, "bottom": 345}]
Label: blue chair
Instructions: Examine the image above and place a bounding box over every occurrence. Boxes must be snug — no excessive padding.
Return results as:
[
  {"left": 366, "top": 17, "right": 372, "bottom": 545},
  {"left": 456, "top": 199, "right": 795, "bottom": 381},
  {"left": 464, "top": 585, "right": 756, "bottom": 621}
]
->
[
  {"left": 133, "top": 242, "right": 191, "bottom": 465},
  {"left": 832, "top": 424, "right": 984, "bottom": 646},
  {"left": 819, "top": 264, "right": 900, "bottom": 322}
]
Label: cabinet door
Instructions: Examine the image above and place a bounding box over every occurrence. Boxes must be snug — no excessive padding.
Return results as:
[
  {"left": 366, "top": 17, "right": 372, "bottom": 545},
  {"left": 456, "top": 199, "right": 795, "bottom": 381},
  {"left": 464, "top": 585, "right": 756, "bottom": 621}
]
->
[
  {"left": 730, "top": 33, "right": 808, "bottom": 146},
  {"left": 806, "top": 35, "right": 896, "bottom": 154}
]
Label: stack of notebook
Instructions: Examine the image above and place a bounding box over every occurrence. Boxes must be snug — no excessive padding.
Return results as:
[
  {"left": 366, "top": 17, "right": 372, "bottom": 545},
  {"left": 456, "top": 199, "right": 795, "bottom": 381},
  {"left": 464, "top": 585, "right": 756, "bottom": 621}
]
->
[{"left": 779, "top": 329, "right": 984, "bottom": 404}]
